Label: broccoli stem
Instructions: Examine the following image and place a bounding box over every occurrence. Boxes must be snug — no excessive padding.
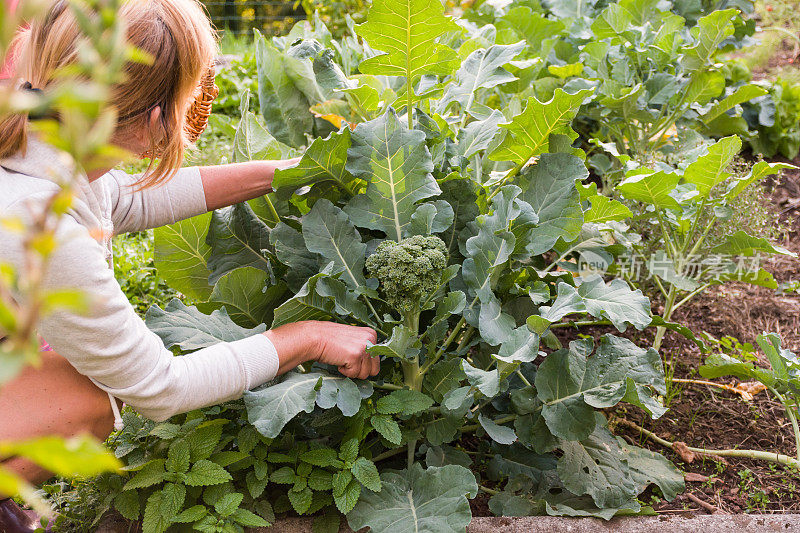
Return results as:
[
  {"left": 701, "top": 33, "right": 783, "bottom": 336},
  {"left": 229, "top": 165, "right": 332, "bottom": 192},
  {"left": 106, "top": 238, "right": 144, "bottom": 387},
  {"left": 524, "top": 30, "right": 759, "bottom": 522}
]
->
[
  {"left": 400, "top": 310, "right": 423, "bottom": 392},
  {"left": 402, "top": 309, "right": 422, "bottom": 469}
]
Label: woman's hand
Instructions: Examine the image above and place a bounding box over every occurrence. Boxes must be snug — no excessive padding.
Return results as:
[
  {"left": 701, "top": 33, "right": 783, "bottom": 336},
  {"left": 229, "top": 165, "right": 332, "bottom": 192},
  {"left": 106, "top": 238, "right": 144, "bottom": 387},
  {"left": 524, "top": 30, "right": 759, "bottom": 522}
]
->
[
  {"left": 265, "top": 321, "right": 379, "bottom": 380},
  {"left": 199, "top": 158, "right": 302, "bottom": 211}
]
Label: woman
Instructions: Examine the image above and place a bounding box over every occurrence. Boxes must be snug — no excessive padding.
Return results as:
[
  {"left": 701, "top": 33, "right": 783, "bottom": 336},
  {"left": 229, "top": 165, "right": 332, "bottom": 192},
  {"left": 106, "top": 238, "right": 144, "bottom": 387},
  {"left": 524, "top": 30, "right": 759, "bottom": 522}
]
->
[{"left": 0, "top": 0, "right": 378, "bottom": 526}]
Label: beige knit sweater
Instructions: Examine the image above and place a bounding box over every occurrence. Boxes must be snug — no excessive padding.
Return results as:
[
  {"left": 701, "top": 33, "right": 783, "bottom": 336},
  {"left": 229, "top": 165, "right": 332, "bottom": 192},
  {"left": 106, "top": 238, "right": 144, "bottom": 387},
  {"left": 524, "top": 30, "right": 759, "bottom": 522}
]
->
[{"left": 0, "top": 138, "right": 279, "bottom": 422}]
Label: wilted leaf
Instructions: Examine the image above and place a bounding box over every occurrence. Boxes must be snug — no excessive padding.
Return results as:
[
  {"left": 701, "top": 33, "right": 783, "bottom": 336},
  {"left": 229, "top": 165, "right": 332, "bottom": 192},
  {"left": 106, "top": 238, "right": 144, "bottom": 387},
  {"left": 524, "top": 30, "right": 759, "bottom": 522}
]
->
[{"left": 535, "top": 336, "right": 666, "bottom": 441}]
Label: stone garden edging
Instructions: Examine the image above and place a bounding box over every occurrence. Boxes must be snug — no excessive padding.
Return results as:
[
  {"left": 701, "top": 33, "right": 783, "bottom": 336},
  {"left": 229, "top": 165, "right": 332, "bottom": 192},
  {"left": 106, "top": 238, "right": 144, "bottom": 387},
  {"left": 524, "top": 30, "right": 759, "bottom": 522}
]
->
[{"left": 252, "top": 513, "right": 800, "bottom": 533}]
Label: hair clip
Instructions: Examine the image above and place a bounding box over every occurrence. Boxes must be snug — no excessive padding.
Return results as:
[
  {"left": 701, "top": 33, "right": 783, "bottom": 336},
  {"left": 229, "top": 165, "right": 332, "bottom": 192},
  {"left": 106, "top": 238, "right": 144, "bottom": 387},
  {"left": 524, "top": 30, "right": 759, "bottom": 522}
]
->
[{"left": 20, "top": 81, "right": 43, "bottom": 93}]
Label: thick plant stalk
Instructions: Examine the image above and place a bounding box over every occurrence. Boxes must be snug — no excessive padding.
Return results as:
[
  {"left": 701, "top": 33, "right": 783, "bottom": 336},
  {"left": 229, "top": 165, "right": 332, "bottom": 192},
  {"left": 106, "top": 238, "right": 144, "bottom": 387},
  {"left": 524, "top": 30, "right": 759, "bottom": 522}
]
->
[
  {"left": 653, "top": 285, "right": 677, "bottom": 352},
  {"left": 402, "top": 310, "right": 422, "bottom": 468},
  {"left": 616, "top": 418, "right": 800, "bottom": 470},
  {"left": 764, "top": 384, "right": 800, "bottom": 462}
]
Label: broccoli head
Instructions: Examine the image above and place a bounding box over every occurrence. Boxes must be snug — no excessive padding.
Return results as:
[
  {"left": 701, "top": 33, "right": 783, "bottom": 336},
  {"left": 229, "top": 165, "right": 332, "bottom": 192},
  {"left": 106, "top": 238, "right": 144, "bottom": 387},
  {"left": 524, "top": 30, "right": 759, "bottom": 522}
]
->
[{"left": 365, "top": 235, "right": 448, "bottom": 314}]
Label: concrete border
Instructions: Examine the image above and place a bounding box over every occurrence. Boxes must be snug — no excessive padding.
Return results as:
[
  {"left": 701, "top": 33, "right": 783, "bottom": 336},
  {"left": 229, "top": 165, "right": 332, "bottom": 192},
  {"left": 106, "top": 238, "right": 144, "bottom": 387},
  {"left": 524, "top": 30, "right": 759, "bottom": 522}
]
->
[{"left": 253, "top": 514, "right": 800, "bottom": 532}]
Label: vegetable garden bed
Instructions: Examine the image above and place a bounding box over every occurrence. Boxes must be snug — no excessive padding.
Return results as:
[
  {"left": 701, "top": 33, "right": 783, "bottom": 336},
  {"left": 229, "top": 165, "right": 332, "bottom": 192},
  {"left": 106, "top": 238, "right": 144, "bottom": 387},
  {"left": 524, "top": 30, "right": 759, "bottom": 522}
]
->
[{"left": 47, "top": 0, "right": 800, "bottom": 530}]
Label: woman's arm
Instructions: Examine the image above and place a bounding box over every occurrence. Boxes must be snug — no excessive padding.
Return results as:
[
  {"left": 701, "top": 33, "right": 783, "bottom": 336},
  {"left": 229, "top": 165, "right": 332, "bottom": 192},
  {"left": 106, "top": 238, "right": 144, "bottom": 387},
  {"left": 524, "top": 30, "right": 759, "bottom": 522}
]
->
[
  {"left": 1, "top": 208, "right": 378, "bottom": 422},
  {"left": 200, "top": 159, "right": 299, "bottom": 211},
  {"left": 105, "top": 158, "right": 299, "bottom": 235}
]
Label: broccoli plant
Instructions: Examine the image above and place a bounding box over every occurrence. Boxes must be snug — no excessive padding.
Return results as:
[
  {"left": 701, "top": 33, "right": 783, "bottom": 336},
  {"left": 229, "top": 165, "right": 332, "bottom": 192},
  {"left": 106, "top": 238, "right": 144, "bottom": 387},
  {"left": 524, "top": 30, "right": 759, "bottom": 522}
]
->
[
  {"left": 130, "top": 0, "right": 699, "bottom": 530},
  {"left": 365, "top": 235, "right": 447, "bottom": 390}
]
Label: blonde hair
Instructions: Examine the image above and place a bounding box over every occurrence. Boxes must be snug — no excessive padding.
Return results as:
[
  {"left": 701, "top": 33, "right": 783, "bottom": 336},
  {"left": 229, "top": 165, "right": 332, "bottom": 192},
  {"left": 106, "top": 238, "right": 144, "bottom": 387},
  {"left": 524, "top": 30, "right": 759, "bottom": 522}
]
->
[{"left": 0, "top": 0, "right": 217, "bottom": 187}]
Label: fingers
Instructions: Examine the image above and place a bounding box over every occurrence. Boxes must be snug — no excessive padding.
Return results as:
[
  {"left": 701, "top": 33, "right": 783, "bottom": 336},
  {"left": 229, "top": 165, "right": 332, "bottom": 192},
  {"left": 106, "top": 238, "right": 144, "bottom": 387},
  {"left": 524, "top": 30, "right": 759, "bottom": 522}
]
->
[
  {"left": 340, "top": 328, "right": 379, "bottom": 380},
  {"left": 338, "top": 361, "right": 361, "bottom": 379},
  {"left": 357, "top": 352, "right": 372, "bottom": 380},
  {"left": 307, "top": 321, "right": 380, "bottom": 379}
]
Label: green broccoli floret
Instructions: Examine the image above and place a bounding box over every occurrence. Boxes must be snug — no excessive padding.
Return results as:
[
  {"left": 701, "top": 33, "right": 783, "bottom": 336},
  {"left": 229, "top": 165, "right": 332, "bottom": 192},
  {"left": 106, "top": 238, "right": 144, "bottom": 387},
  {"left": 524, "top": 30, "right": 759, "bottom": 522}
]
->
[{"left": 365, "top": 235, "right": 448, "bottom": 314}]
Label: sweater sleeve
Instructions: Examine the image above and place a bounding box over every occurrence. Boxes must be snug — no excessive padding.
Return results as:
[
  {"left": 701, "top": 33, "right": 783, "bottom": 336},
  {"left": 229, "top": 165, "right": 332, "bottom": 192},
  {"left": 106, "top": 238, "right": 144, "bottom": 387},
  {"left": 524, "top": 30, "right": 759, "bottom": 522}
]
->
[
  {"left": 101, "top": 168, "right": 208, "bottom": 235},
  {"left": 31, "top": 217, "right": 279, "bottom": 421}
]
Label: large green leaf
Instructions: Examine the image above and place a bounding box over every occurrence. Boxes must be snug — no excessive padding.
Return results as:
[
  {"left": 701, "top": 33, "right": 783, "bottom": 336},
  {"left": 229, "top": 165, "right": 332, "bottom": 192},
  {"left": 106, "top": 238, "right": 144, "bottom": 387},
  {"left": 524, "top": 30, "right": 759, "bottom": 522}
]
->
[
  {"left": 438, "top": 42, "right": 526, "bottom": 117},
  {"left": 584, "top": 195, "right": 632, "bottom": 224},
  {"left": 462, "top": 360, "right": 500, "bottom": 397},
  {"left": 710, "top": 230, "right": 796, "bottom": 257},
  {"left": 256, "top": 33, "right": 313, "bottom": 147},
  {"left": 616, "top": 437, "right": 684, "bottom": 500},
  {"left": 539, "top": 276, "right": 652, "bottom": 331},
  {"left": 698, "top": 353, "right": 761, "bottom": 382},
  {"left": 616, "top": 168, "right": 681, "bottom": 209},
  {"left": 270, "top": 222, "right": 320, "bottom": 291},
  {"left": 347, "top": 464, "right": 478, "bottom": 533},
  {"left": 232, "top": 90, "right": 288, "bottom": 163},
  {"left": 205, "top": 267, "right": 286, "bottom": 328},
  {"left": 344, "top": 110, "right": 441, "bottom": 241},
  {"left": 423, "top": 359, "right": 467, "bottom": 403},
  {"left": 244, "top": 372, "right": 322, "bottom": 438},
  {"left": 701, "top": 85, "right": 768, "bottom": 124},
  {"left": 145, "top": 299, "right": 266, "bottom": 351},
  {"left": 682, "top": 9, "right": 736, "bottom": 70},
  {"left": 271, "top": 127, "right": 356, "bottom": 195},
  {"left": 591, "top": 2, "right": 635, "bottom": 40},
  {"left": 366, "top": 325, "right": 420, "bottom": 361},
  {"left": 498, "top": 7, "right": 564, "bottom": 56},
  {"left": 302, "top": 199, "right": 367, "bottom": 289},
  {"left": 535, "top": 336, "right": 666, "bottom": 441},
  {"left": 495, "top": 326, "right": 540, "bottom": 364},
  {"left": 486, "top": 442, "right": 558, "bottom": 483},
  {"left": 683, "top": 135, "right": 741, "bottom": 198},
  {"left": 154, "top": 213, "right": 213, "bottom": 301},
  {"left": 316, "top": 376, "right": 373, "bottom": 417},
  {"left": 355, "top": 0, "right": 460, "bottom": 84},
  {"left": 726, "top": 161, "right": 796, "bottom": 199},
  {"left": 489, "top": 88, "right": 593, "bottom": 165},
  {"left": 478, "top": 414, "right": 517, "bottom": 444},
  {"left": 458, "top": 110, "right": 505, "bottom": 159},
  {"left": 206, "top": 203, "right": 273, "bottom": 285},
  {"left": 557, "top": 420, "right": 637, "bottom": 509},
  {"left": 517, "top": 153, "right": 585, "bottom": 255}
]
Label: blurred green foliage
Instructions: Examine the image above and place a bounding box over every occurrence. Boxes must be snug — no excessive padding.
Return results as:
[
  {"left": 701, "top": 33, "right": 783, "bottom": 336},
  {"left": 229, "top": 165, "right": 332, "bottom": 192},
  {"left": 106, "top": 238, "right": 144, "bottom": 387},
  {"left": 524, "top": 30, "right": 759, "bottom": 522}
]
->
[
  {"left": 202, "top": 0, "right": 304, "bottom": 37},
  {"left": 300, "top": 0, "right": 367, "bottom": 37},
  {"left": 113, "top": 232, "right": 180, "bottom": 317}
]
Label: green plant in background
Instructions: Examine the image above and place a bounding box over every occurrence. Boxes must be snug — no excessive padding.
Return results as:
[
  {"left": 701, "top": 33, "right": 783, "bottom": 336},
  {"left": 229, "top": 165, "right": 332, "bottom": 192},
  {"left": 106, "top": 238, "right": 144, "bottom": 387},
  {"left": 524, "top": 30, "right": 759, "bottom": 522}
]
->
[
  {"left": 460, "top": 0, "right": 765, "bottom": 182},
  {"left": 0, "top": 0, "right": 139, "bottom": 515},
  {"left": 612, "top": 135, "right": 796, "bottom": 352},
  {"left": 214, "top": 50, "right": 258, "bottom": 118},
  {"left": 700, "top": 333, "right": 800, "bottom": 468},
  {"left": 301, "top": 0, "right": 367, "bottom": 37},
  {"left": 744, "top": 76, "right": 800, "bottom": 158},
  {"left": 113, "top": 232, "right": 180, "bottom": 316}
]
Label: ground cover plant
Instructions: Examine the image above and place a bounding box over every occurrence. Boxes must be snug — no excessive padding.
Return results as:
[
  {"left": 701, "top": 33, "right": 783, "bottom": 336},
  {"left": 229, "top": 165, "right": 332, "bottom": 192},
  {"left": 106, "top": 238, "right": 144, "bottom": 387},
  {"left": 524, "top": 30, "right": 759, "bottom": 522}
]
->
[{"left": 48, "top": 0, "right": 800, "bottom": 529}]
